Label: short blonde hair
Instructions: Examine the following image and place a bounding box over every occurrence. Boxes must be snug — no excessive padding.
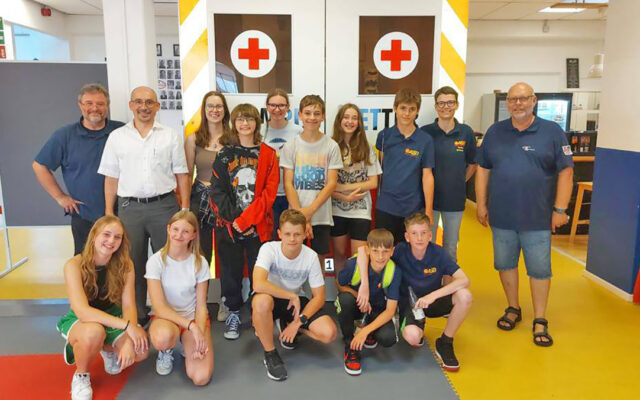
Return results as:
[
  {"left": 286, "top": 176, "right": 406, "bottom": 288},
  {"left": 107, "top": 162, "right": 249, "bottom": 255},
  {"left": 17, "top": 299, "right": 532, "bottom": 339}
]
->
[
  {"left": 404, "top": 212, "right": 431, "bottom": 229},
  {"left": 299, "top": 94, "right": 325, "bottom": 114},
  {"left": 279, "top": 209, "right": 307, "bottom": 228},
  {"left": 393, "top": 87, "right": 421, "bottom": 110}
]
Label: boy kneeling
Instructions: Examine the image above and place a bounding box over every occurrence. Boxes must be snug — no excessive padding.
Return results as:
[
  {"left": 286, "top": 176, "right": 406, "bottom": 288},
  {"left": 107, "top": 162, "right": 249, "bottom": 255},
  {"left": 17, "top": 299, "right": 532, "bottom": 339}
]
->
[
  {"left": 335, "top": 228, "right": 400, "bottom": 376},
  {"left": 359, "top": 213, "right": 471, "bottom": 371},
  {"left": 252, "top": 209, "right": 337, "bottom": 381}
]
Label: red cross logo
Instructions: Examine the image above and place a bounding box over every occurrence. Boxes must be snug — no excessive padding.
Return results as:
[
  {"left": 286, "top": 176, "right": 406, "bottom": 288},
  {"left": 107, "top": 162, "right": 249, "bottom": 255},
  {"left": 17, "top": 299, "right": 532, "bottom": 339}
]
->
[
  {"left": 380, "top": 40, "right": 411, "bottom": 72},
  {"left": 238, "top": 38, "right": 270, "bottom": 70}
]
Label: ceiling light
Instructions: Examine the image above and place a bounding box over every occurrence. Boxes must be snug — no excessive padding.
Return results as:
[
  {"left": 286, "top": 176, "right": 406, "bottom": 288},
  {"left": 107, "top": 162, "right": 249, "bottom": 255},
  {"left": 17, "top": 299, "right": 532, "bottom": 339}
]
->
[{"left": 539, "top": 7, "right": 585, "bottom": 13}]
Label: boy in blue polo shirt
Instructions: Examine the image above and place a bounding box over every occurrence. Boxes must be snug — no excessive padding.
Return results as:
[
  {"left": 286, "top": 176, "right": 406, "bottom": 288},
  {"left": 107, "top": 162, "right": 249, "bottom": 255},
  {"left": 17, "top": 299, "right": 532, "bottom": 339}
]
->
[
  {"left": 335, "top": 229, "right": 400, "bottom": 376},
  {"left": 358, "top": 212, "right": 471, "bottom": 372},
  {"left": 375, "top": 88, "right": 435, "bottom": 244}
]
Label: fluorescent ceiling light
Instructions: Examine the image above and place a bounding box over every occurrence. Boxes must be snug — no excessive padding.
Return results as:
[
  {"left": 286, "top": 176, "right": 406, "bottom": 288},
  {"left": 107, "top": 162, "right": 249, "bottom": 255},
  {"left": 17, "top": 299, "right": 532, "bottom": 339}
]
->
[{"left": 539, "top": 7, "right": 585, "bottom": 13}]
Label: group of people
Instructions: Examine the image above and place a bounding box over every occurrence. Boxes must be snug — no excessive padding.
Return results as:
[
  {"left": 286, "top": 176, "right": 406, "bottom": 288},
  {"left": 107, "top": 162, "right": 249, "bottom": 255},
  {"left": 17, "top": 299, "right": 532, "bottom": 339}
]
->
[{"left": 32, "top": 80, "right": 573, "bottom": 399}]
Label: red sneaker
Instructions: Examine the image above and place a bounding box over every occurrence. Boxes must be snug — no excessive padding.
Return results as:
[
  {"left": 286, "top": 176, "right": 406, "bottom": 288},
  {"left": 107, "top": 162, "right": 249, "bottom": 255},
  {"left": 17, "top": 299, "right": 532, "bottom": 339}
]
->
[{"left": 344, "top": 348, "right": 362, "bottom": 376}]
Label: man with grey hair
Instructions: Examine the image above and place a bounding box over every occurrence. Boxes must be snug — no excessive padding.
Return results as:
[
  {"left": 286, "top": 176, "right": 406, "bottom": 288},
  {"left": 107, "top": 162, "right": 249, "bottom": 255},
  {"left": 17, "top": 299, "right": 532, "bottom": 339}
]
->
[
  {"left": 33, "top": 83, "right": 124, "bottom": 254},
  {"left": 476, "top": 82, "right": 573, "bottom": 347},
  {"left": 99, "top": 86, "right": 190, "bottom": 326}
]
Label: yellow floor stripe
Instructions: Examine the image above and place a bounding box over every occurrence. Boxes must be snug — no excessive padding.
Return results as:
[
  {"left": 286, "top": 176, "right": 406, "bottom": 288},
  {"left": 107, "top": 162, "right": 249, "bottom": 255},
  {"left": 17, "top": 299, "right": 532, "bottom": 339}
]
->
[
  {"left": 181, "top": 31, "right": 208, "bottom": 91},
  {"left": 440, "top": 33, "right": 466, "bottom": 92},
  {"left": 179, "top": 0, "right": 199, "bottom": 25},
  {"left": 446, "top": 0, "right": 469, "bottom": 28}
]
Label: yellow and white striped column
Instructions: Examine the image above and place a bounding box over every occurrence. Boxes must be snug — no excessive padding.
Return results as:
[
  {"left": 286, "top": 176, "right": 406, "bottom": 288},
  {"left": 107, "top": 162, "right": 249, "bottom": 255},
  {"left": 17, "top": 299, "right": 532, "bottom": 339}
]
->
[
  {"left": 439, "top": 0, "right": 468, "bottom": 119},
  {"left": 179, "top": 0, "right": 210, "bottom": 137}
]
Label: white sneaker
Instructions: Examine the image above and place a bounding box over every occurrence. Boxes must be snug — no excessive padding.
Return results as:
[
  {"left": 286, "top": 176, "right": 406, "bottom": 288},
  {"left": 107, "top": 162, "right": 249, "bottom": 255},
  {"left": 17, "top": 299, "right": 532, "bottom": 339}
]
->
[
  {"left": 71, "top": 373, "right": 92, "bottom": 400},
  {"left": 217, "top": 301, "right": 229, "bottom": 322},
  {"left": 156, "top": 349, "right": 174, "bottom": 376},
  {"left": 99, "top": 350, "right": 121, "bottom": 375}
]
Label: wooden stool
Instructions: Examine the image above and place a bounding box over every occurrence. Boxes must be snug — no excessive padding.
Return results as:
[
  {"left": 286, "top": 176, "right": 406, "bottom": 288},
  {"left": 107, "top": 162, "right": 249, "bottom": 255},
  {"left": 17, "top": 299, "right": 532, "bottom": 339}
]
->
[{"left": 569, "top": 181, "right": 593, "bottom": 242}]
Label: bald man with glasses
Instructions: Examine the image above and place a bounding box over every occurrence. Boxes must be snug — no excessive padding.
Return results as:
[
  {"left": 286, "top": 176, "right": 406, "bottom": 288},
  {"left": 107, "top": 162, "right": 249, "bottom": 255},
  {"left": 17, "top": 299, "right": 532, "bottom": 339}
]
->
[
  {"left": 475, "top": 82, "right": 573, "bottom": 348},
  {"left": 98, "top": 86, "right": 190, "bottom": 326}
]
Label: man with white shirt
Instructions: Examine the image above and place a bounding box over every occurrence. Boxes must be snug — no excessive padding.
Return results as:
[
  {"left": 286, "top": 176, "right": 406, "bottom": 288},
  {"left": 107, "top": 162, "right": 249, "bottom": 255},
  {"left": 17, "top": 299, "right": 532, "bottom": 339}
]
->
[
  {"left": 252, "top": 209, "right": 337, "bottom": 381},
  {"left": 98, "top": 86, "right": 190, "bottom": 326}
]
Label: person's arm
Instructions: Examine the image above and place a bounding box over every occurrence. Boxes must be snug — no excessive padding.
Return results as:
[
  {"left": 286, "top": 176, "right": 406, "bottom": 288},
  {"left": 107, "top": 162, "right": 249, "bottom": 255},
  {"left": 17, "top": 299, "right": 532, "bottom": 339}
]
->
[
  {"left": 185, "top": 134, "right": 197, "bottom": 180},
  {"left": 475, "top": 166, "right": 490, "bottom": 226},
  {"left": 552, "top": 166, "right": 574, "bottom": 232},
  {"left": 351, "top": 299, "right": 398, "bottom": 350},
  {"left": 176, "top": 173, "right": 191, "bottom": 208},
  {"left": 465, "top": 164, "right": 478, "bottom": 182},
  {"left": 283, "top": 167, "right": 302, "bottom": 210},
  {"left": 422, "top": 168, "right": 434, "bottom": 224},
  {"left": 415, "top": 269, "right": 470, "bottom": 309},
  {"left": 104, "top": 177, "right": 118, "bottom": 216},
  {"left": 32, "top": 161, "right": 84, "bottom": 214},
  {"left": 336, "top": 175, "right": 378, "bottom": 193},
  {"left": 253, "top": 267, "right": 300, "bottom": 305},
  {"left": 355, "top": 246, "right": 371, "bottom": 313}
]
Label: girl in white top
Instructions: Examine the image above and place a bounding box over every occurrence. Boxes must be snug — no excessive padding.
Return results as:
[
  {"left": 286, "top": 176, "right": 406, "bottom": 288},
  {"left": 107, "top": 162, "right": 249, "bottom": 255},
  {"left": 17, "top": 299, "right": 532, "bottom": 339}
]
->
[
  {"left": 330, "top": 103, "right": 381, "bottom": 274},
  {"left": 146, "top": 210, "right": 213, "bottom": 386},
  {"left": 261, "top": 88, "right": 302, "bottom": 238}
]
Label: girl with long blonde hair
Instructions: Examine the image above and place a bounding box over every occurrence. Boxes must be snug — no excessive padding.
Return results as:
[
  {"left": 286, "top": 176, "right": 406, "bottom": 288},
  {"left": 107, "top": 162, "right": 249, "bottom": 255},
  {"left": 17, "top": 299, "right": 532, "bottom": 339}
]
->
[
  {"left": 57, "top": 215, "right": 149, "bottom": 400},
  {"left": 146, "top": 210, "right": 213, "bottom": 385}
]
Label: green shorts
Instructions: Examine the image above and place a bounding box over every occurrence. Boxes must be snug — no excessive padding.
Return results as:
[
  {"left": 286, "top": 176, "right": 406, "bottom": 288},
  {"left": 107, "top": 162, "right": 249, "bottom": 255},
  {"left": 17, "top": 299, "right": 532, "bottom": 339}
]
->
[{"left": 56, "top": 305, "right": 125, "bottom": 365}]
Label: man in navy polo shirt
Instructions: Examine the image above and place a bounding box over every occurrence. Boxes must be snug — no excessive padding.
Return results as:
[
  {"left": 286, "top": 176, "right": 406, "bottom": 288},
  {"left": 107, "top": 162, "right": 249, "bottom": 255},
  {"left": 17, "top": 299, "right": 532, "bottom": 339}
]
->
[
  {"left": 420, "top": 86, "right": 477, "bottom": 262},
  {"left": 476, "top": 82, "right": 573, "bottom": 347},
  {"left": 375, "top": 87, "right": 435, "bottom": 244},
  {"left": 33, "top": 83, "right": 124, "bottom": 255}
]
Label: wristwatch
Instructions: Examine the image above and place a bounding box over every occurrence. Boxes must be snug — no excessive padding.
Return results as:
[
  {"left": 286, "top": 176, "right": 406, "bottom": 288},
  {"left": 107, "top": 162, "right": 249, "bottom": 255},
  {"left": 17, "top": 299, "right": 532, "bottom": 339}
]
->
[
  {"left": 299, "top": 314, "right": 308, "bottom": 325},
  {"left": 553, "top": 206, "right": 567, "bottom": 214}
]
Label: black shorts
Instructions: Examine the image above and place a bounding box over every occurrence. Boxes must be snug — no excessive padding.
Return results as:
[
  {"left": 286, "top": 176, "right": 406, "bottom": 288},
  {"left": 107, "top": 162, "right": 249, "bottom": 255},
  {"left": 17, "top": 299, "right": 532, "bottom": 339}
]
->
[
  {"left": 272, "top": 296, "right": 327, "bottom": 330},
  {"left": 374, "top": 208, "right": 407, "bottom": 245},
  {"left": 309, "top": 224, "right": 331, "bottom": 255},
  {"left": 330, "top": 216, "right": 371, "bottom": 241},
  {"left": 399, "top": 294, "right": 454, "bottom": 331}
]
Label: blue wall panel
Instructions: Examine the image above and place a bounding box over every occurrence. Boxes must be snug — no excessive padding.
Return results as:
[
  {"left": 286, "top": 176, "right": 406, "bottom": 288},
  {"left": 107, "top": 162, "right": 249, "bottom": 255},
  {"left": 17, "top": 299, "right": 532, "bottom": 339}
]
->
[{"left": 586, "top": 147, "right": 640, "bottom": 294}]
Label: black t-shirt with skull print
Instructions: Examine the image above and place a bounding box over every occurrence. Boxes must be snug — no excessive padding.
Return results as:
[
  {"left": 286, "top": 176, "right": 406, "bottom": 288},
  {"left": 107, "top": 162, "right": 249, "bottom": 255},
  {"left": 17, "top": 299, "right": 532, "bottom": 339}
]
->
[{"left": 212, "top": 144, "right": 260, "bottom": 239}]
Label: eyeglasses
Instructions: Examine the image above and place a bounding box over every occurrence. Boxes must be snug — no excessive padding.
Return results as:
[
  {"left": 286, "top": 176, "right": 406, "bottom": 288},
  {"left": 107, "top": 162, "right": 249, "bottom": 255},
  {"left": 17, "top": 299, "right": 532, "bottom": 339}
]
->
[
  {"left": 435, "top": 100, "right": 457, "bottom": 108},
  {"left": 236, "top": 117, "right": 256, "bottom": 124},
  {"left": 80, "top": 101, "right": 107, "bottom": 108},
  {"left": 131, "top": 99, "right": 157, "bottom": 107},
  {"left": 506, "top": 96, "right": 533, "bottom": 104},
  {"left": 267, "top": 103, "right": 288, "bottom": 110},
  {"left": 206, "top": 104, "right": 225, "bottom": 111}
]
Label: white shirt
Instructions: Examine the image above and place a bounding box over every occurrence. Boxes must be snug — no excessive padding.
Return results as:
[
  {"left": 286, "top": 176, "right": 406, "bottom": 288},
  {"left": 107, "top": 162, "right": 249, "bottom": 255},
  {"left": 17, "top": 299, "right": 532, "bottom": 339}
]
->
[
  {"left": 98, "top": 120, "right": 188, "bottom": 197},
  {"left": 255, "top": 241, "right": 325, "bottom": 295},
  {"left": 145, "top": 252, "right": 210, "bottom": 319}
]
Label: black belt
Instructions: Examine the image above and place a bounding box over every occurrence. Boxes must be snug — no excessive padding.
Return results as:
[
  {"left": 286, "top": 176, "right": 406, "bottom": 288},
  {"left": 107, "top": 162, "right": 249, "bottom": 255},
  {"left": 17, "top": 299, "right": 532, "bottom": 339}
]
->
[{"left": 123, "top": 191, "right": 173, "bottom": 204}]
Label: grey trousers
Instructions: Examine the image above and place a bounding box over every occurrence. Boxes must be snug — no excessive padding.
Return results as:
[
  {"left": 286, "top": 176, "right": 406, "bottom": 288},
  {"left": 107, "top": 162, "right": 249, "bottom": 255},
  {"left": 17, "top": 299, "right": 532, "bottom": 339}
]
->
[{"left": 118, "top": 194, "right": 179, "bottom": 321}]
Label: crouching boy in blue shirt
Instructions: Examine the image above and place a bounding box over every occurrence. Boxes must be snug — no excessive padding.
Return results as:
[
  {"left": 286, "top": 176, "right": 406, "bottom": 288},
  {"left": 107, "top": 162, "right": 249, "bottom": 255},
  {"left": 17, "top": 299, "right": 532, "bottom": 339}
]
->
[
  {"left": 335, "top": 229, "right": 401, "bottom": 376},
  {"left": 358, "top": 212, "right": 471, "bottom": 372}
]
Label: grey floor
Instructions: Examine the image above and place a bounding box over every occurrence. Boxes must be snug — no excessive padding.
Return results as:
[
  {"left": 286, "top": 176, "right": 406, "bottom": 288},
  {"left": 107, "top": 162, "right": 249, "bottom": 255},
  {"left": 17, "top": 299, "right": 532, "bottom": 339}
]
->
[{"left": 0, "top": 304, "right": 458, "bottom": 400}]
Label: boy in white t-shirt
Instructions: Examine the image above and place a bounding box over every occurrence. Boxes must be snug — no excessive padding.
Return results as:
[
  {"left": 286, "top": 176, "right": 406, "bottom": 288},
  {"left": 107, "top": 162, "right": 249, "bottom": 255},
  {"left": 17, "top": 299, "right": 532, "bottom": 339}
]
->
[{"left": 252, "top": 209, "right": 337, "bottom": 381}]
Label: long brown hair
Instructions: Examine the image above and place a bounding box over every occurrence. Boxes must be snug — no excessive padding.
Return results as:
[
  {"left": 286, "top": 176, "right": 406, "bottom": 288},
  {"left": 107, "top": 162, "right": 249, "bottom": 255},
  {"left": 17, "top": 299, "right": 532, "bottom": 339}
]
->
[
  {"left": 160, "top": 210, "right": 203, "bottom": 273},
  {"left": 80, "top": 215, "right": 132, "bottom": 305},
  {"left": 332, "top": 103, "right": 371, "bottom": 165},
  {"left": 220, "top": 103, "right": 262, "bottom": 146},
  {"left": 195, "top": 91, "right": 230, "bottom": 148}
]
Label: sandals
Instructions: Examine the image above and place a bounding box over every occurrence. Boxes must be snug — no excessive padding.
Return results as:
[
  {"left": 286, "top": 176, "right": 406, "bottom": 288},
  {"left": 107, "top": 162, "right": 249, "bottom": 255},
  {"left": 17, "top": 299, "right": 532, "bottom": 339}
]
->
[
  {"left": 532, "top": 318, "right": 554, "bottom": 347},
  {"left": 496, "top": 306, "right": 522, "bottom": 331}
]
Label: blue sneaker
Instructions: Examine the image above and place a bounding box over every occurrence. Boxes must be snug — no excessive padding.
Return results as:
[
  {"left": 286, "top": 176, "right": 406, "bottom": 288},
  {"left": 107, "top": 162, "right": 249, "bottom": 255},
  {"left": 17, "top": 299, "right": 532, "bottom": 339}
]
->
[{"left": 224, "top": 311, "right": 241, "bottom": 340}]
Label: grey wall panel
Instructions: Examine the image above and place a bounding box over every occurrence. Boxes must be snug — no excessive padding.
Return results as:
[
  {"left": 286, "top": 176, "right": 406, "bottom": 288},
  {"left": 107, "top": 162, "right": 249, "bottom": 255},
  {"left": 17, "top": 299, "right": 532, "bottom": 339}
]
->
[{"left": 0, "top": 62, "right": 108, "bottom": 226}]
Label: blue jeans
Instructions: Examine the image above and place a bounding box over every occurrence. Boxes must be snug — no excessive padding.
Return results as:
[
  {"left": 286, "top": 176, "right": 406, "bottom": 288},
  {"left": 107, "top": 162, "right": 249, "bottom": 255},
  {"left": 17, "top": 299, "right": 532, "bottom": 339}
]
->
[
  {"left": 430, "top": 211, "right": 463, "bottom": 262},
  {"left": 272, "top": 195, "right": 289, "bottom": 240},
  {"left": 491, "top": 227, "right": 552, "bottom": 279}
]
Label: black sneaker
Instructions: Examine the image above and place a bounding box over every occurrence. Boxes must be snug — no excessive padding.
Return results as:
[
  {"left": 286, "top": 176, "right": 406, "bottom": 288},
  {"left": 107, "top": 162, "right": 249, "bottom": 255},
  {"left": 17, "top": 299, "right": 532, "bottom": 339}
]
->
[
  {"left": 344, "top": 347, "right": 362, "bottom": 376},
  {"left": 276, "top": 318, "right": 297, "bottom": 350},
  {"left": 435, "top": 336, "right": 460, "bottom": 372},
  {"left": 263, "top": 349, "right": 287, "bottom": 381},
  {"left": 364, "top": 333, "right": 378, "bottom": 349}
]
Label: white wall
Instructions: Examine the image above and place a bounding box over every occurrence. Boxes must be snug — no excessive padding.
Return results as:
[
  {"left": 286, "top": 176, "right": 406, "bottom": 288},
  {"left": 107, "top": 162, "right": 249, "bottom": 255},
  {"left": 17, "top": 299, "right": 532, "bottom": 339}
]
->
[{"left": 464, "top": 20, "right": 606, "bottom": 131}]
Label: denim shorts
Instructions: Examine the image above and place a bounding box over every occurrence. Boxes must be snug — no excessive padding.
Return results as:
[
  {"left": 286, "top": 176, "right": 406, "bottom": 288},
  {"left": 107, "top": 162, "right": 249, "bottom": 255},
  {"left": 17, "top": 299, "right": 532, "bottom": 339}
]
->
[{"left": 491, "top": 227, "right": 552, "bottom": 279}]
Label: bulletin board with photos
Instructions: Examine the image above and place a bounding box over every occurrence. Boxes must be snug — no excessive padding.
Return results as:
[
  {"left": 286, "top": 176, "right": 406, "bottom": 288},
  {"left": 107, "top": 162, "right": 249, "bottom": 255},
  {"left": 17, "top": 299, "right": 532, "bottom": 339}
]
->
[{"left": 156, "top": 43, "right": 183, "bottom": 110}]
